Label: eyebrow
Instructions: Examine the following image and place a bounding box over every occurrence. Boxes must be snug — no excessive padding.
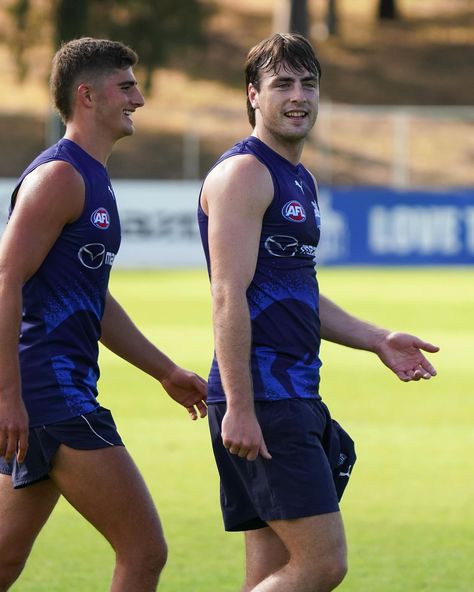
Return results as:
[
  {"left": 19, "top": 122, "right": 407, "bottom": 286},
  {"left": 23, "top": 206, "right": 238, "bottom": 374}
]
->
[
  {"left": 118, "top": 79, "right": 138, "bottom": 87},
  {"left": 272, "top": 74, "right": 318, "bottom": 83}
]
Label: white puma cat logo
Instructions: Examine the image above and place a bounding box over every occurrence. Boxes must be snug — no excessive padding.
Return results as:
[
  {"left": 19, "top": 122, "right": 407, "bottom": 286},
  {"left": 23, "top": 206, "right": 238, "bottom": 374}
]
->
[
  {"left": 294, "top": 179, "right": 304, "bottom": 194},
  {"left": 338, "top": 465, "right": 353, "bottom": 478}
]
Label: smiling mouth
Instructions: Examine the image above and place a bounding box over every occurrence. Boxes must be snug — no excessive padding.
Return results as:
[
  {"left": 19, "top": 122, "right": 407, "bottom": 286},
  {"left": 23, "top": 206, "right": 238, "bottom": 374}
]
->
[{"left": 285, "top": 110, "right": 308, "bottom": 118}]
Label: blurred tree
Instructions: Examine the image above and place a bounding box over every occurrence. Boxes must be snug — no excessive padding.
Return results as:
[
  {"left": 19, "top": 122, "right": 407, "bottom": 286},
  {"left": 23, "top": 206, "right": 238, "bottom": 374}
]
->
[
  {"left": 378, "top": 0, "right": 398, "bottom": 20},
  {"left": 5, "top": 0, "right": 207, "bottom": 95},
  {"left": 289, "top": 0, "right": 309, "bottom": 37},
  {"left": 327, "top": 0, "right": 338, "bottom": 36},
  {"left": 273, "top": 1, "right": 339, "bottom": 40},
  {"left": 55, "top": 0, "right": 89, "bottom": 47},
  {"left": 273, "top": 0, "right": 309, "bottom": 36},
  {"left": 7, "top": 0, "right": 30, "bottom": 82},
  {"left": 93, "top": 0, "right": 206, "bottom": 95}
]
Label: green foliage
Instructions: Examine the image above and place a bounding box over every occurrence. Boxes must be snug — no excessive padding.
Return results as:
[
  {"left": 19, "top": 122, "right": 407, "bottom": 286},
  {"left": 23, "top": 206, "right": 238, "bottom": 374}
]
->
[
  {"left": 89, "top": 0, "right": 208, "bottom": 94},
  {"left": 55, "top": 0, "right": 89, "bottom": 48},
  {"left": 11, "top": 268, "right": 474, "bottom": 591}
]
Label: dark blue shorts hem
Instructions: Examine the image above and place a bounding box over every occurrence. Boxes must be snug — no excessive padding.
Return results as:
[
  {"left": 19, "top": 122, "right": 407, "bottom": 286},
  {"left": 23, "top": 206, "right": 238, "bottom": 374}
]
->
[
  {"left": 0, "top": 406, "right": 124, "bottom": 489},
  {"left": 0, "top": 473, "right": 50, "bottom": 489}
]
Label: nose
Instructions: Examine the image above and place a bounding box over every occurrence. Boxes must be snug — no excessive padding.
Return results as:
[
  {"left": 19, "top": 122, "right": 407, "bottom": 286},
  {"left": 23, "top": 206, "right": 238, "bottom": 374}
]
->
[
  {"left": 133, "top": 87, "right": 145, "bottom": 108},
  {"left": 291, "top": 82, "right": 306, "bottom": 103}
]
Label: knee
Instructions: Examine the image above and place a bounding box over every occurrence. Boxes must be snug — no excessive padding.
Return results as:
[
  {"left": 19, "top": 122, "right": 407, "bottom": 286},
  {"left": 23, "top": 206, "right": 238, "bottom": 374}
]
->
[
  {"left": 149, "top": 538, "right": 168, "bottom": 575},
  {"left": 319, "top": 555, "right": 348, "bottom": 591},
  {"left": 299, "top": 554, "right": 347, "bottom": 592},
  {"left": 117, "top": 535, "right": 168, "bottom": 578},
  {"left": 143, "top": 544, "right": 168, "bottom": 582},
  {"left": 140, "top": 538, "right": 168, "bottom": 576},
  {"left": 0, "top": 556, "right": 27, "bottom": 591}
]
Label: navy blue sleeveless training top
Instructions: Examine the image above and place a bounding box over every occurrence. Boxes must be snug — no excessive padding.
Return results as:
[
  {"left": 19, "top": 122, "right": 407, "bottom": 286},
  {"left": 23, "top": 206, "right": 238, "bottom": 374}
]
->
[
  {"left": 11, "top": 138, "right": 121, "bottom": 426},
  {"left": 198, "top": 136, "right": 323, "bottom": 404}
]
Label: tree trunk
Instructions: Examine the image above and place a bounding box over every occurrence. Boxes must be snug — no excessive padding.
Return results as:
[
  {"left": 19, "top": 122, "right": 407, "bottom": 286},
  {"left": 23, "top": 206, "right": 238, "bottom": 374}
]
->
[
  {"left": 378, "top": 0, "right": 398, "bottom": 20},
  {"left": 56, "top": 0, "right": 89, "bottom": 47},
  {"left": 289, "top": 0, "right": 309, "bottom": 37},
  {"left": 327, "top": 0, "right": 338, "bottom": 36}
]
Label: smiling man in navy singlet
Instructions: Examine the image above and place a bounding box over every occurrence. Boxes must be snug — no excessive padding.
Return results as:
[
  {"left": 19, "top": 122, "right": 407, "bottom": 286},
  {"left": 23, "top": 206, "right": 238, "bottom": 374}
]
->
[
  {"left": 198, "top": 33, "right": 439, "bottom": 592},
  {"left": 0, "top": 38, "right": 206, "bottom": 592}
]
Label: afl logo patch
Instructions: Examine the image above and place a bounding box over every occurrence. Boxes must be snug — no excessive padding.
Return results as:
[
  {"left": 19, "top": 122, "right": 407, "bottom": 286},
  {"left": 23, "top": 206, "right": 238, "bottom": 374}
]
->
[
  {"left": 91, "top": 208, "right": 110, "bottom": 229},
  {"left": 282, "top": 200, "right": 306, "bottom": 223}
]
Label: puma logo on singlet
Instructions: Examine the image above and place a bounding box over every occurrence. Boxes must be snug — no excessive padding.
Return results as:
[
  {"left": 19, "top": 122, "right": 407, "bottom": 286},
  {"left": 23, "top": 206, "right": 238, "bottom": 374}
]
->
[{"left": 294, "top": 179, "right": 304, "bottom": 194}]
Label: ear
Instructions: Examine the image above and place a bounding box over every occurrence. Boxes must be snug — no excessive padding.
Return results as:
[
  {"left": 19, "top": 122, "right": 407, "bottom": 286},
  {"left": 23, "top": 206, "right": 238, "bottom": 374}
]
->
[
  {"left": 248, "top": 83, "right": 259, "bottom": 110},
  {"left": 76, "top": 83, "right": 93, "bottom": 109}
]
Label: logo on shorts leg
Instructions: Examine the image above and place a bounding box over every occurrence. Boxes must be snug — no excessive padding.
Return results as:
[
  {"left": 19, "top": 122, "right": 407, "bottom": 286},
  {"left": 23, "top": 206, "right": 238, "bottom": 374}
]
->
[{"left": 338, "top": 465, "right": 353, "bottom": 478}]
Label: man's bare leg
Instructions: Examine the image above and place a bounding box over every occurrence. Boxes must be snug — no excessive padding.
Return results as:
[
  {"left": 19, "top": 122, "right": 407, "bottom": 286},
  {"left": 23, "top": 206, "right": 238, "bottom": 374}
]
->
[
  {"left": 50, "top": 445, "right": 167, "bottom": 592},
  {"left": 241, "top": 526, "right": 289, "bottom": 591},
  {"left": 249, "top": 512, "right": 347, "bottom": 592},
  {"left": 0, "top": 475, "right": 60, "bottom": 590}
]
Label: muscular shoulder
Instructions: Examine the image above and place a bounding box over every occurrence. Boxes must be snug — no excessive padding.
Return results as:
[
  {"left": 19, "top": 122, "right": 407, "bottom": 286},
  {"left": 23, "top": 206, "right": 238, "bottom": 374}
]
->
[
  {"left": 19, "top": 160, "right": 84, "bottom": 197},
  {"left": 201, "top": 154, "right": 273, "bottom": 216},
  {"left": 16, "top": 160, "right": 85, "bottom": 223}
]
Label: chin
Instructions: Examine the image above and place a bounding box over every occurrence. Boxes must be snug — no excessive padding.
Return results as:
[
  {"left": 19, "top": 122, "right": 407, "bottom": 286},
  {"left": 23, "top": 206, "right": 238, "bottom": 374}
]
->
[
  {"left": 114, "top": 128, "right": 134, "bottom": 144},
  {"left": 282, "top": 130, "right": 309, "bottom": 143}
]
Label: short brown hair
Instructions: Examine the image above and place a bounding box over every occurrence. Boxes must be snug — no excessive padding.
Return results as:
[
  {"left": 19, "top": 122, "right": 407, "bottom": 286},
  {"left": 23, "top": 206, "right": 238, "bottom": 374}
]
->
[
  {"left": 50, "top": 37, "right": 138, "bottom": 122},
  {"left": 245, "top": 33, "right": 322, "bottom": 127}
]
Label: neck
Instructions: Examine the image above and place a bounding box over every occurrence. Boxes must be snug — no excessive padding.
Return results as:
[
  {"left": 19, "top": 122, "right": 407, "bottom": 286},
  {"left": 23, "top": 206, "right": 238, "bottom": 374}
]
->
[
  {"left": 251, "top": 129, "right": 305, "bottom": 166},
  {"left": 64, "top": 124, "right": 115, "bottom": 166}
]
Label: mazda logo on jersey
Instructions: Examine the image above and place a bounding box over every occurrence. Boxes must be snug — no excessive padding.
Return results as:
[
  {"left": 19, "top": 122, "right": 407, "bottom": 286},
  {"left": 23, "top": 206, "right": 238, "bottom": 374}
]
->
[
  {"left": 78, "top": 243, "right": 106, "bottom": 269},
  {"left": 282, "top": 200, "right": 306, "bottom": 223},
  {"left": 265, "top": 235, "right": 299, "bottom": 257},
  {"left": 91, "top": 207, "right": 110, "bottom": 229}
]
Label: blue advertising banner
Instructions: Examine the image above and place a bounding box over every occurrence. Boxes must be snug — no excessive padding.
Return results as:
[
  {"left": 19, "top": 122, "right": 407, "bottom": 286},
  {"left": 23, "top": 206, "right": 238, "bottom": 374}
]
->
[
  {"left": 317, "top": 187, "right": 474, "bottom": 266},
  {"left": 1, "top": 179, "right": 472, "bottom": 267}
]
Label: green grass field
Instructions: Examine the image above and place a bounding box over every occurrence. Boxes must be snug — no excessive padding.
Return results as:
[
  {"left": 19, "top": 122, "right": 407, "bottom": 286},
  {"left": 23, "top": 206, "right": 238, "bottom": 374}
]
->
[{"left": 12, "top": 267, "right": 474, "bottom": 592}]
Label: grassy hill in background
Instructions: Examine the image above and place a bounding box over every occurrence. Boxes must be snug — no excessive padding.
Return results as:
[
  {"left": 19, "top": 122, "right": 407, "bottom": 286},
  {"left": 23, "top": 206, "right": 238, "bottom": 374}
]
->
[{"left": 0, "top": 0, "right": 472, "bottom": 182}]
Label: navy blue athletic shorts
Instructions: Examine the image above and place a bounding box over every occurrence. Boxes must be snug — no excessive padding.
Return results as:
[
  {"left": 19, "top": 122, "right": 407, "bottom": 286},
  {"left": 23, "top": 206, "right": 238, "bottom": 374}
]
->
[
  {"left": 0, "top": 406, "right": 124, "bottom": 489},
  {"left": 208, "top": 398, "right": 356, "bottom": 531}
]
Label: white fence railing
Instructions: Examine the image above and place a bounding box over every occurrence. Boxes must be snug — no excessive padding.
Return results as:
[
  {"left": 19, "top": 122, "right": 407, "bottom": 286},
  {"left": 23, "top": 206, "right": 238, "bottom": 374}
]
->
[{"left": 178, "top": 104, "right": 474, "bottom": 188}]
